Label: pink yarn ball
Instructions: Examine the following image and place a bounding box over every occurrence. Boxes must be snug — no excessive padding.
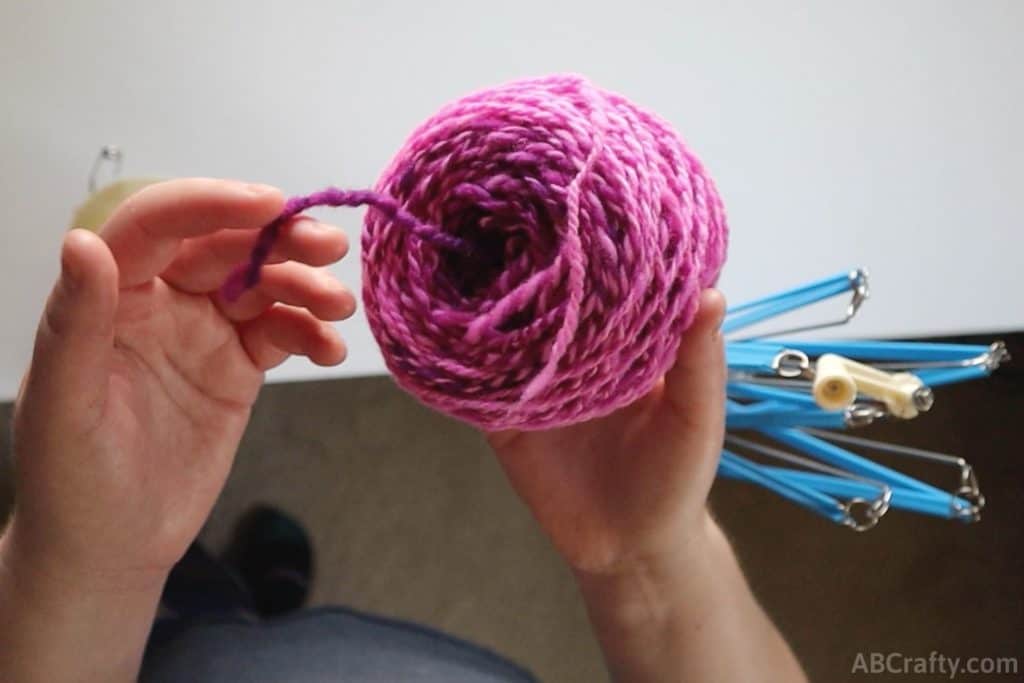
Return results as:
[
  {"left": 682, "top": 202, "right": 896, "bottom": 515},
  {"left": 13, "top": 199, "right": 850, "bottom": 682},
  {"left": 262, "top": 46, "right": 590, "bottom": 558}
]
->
[{"left": 361, "top": 75, "right": 728, "bottom": 430}]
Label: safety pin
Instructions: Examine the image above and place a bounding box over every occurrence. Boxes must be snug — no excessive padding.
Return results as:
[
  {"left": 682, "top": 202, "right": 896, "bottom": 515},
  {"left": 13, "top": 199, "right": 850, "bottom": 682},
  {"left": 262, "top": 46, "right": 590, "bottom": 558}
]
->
[
  {"left": 88, "top": 145, "right": 123, "bottom": 193},
  {"left": 799, "top": 429, "right": 984, "bottom": 522},
  {"left": 723, "top": 269, "right": 869, "bottom": 339},
  {"left": 724, "top": 434, "right": 892, "bottom": 531}
]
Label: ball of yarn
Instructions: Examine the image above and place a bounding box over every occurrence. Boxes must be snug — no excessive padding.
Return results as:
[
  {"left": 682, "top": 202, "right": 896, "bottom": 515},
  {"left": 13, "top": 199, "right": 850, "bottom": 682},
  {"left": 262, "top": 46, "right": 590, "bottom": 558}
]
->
[{"left": 361, "top": 74, "right": 727, "bottom": 430}]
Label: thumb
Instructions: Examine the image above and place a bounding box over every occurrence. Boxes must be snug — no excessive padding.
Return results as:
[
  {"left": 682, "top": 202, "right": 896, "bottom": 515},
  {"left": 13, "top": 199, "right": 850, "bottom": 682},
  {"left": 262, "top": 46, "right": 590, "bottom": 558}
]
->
[
  {"left": 24, "top": 229, "right": 119, "bottom": 427},
  {"left": 661, "top": 289, "right": 727, "bottom": 444}
]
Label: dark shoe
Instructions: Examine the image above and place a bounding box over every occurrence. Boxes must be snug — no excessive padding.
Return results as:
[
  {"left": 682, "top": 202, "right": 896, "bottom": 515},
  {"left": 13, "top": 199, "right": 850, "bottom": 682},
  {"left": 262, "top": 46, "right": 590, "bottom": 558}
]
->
[
  {"left": 161, "top": 542, "right": 255, "bottom": 618},
  {"left": 224, "top": 504, "right": 313, "bottom": 618}
]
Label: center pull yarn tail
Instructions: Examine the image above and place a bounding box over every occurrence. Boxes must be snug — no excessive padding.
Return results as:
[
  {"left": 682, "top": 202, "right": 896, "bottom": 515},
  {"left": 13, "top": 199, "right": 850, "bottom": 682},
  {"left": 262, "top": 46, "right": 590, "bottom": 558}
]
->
[{"left": 220, "top": 188, "right": 471, "bottom": 303}]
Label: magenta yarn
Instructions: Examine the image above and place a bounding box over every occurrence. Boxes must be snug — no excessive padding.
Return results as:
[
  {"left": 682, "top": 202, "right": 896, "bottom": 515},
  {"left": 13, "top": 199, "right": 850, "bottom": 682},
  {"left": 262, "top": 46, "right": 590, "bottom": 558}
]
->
[{"left": 223, "top": 75, "right": 728, "bottom": 430}]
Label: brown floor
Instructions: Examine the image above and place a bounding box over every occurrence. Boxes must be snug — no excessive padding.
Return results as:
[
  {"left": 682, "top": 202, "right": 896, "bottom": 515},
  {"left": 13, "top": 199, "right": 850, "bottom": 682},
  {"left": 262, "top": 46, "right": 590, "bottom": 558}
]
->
[{"left": 1, "top": 336, "right": 1021, "bottom": 681}]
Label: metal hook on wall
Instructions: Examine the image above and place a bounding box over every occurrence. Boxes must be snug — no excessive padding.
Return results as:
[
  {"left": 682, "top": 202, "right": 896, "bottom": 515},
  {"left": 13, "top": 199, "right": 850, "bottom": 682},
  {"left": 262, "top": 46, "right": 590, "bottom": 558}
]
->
[
  {"left": 74, "top": 146, "right": 161, "bottom": 232},
  {"left": 87, "top": 145, "right": 123, "bottom": 193}
]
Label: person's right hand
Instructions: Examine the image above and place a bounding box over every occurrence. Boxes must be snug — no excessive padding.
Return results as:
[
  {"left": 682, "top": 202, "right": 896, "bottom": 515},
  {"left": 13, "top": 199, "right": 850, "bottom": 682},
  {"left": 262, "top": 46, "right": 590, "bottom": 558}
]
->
[{"left": 7, "top": 178, "right": 354, "bottom": 590}]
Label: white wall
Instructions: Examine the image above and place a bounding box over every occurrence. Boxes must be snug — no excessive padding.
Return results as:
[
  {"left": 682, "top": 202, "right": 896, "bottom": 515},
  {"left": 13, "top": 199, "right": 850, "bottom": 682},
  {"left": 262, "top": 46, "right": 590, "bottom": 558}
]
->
[{"left": 2, "top": 0, "right": 1020, "bottom": 401}]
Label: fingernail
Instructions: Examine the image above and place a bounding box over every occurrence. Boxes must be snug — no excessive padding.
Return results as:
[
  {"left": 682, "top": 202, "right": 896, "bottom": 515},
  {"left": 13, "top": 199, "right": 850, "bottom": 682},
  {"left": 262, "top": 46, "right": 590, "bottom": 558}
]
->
[
  {"left": 245, "top": 182, "right": 278, "bottom": 196},
  {"left": 706, "top": 290, "right": 726, "bottom": 338}
]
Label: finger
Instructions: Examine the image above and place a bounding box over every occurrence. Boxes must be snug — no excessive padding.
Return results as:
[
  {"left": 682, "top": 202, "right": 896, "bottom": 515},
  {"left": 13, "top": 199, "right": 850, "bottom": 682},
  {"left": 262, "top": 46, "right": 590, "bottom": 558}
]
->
[
  {"left": 162, "top": 216, "right": 349, "bottom": 293},
  {"left": 101, "top": 178, "right": 284, "bottom": 288},
  {"left": 216, "top": 262, "right": 357, "bottom": 322},
  {"left": 238, "top": 305, "right": 347, "bottom": 371},
  {"left": 661, "top": 289, "right": 727, "bottom": 438},
  {"left": 24, "top": 230, "right": 119, "bottom": 429}
]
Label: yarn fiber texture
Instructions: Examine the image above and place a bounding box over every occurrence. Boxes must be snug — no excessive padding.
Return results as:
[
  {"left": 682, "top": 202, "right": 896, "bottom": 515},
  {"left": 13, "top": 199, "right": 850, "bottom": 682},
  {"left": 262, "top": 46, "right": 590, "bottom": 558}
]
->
[{"left": 224, "top": 75, "right": 728, "bottom": 430}]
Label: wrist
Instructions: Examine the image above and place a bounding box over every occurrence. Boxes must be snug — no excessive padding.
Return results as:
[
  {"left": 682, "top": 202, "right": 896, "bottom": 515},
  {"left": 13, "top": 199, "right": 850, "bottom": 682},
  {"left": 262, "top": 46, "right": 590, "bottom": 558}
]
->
[
  {"left": 3, "top": 511, "right": 170, "bottom": 599},
  {"left": 0, "top": 522, "right": 167, "bottom": 683},
  {"left": 572, "top": 509, "right": 723, "bottom": 630},
  {"left": 572, "top": 513, "right": 809, "bottom": 683}
]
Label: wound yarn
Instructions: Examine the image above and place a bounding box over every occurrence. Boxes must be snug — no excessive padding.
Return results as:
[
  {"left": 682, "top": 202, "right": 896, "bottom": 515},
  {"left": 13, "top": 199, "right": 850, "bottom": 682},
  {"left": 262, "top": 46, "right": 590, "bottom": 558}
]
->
[{"left": 223, "top": 74, "right": 728, "bottom": 430}]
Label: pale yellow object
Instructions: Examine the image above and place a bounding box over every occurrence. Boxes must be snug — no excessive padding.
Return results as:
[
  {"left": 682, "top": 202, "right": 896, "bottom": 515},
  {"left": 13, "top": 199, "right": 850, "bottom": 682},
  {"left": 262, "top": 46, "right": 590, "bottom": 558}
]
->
[
  {"left": 812, "top": 353, "right": 931, "bottom": 419},
  {"left": 70, "top": 178, "right": 161, "bottom": 232},
  {"left": 812, "top": 354, "right": 860, "bottom": 411}
]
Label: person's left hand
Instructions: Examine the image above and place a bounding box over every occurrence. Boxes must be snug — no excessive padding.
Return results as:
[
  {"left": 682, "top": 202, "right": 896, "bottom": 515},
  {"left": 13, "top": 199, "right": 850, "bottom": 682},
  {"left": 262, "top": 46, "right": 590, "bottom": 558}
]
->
[
  {"left": 8, "top": 178, "right": 354, "bottom": 589},
  {"left": 487, "top": 290, "right": 727, "bottom": 577}
]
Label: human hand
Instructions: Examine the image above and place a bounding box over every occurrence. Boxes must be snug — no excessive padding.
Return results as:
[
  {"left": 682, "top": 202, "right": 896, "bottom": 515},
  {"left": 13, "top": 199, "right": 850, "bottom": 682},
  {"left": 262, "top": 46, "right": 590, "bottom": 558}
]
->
[
  {"left": 487, "top": 290, "right": 726, "bottom": 577},
  {"left": 7, "top": 178, "right": 354, "bottom": 588}
]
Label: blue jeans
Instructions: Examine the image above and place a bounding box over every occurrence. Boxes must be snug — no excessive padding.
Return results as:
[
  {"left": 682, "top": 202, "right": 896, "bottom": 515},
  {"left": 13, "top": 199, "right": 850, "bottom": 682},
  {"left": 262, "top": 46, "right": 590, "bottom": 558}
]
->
[{"left": 142, "top": 545, "right": 538, "bottom": 683}]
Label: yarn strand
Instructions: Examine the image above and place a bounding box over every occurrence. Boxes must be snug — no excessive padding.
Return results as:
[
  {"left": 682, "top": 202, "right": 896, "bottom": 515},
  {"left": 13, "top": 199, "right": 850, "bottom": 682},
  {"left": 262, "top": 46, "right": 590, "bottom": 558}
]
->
[{"left": 220, "top": 188, "right": 471, "bottom": 302}]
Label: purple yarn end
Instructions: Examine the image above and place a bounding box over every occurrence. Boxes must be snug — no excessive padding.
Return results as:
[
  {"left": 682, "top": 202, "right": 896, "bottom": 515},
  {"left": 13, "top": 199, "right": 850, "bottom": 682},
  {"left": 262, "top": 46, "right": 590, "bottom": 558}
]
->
[
  {"left": 219, "top": 187, "right": 469, "bottom": 301},
  {"left": 220, "top": 263, "right": 256, "bottom": 302}
]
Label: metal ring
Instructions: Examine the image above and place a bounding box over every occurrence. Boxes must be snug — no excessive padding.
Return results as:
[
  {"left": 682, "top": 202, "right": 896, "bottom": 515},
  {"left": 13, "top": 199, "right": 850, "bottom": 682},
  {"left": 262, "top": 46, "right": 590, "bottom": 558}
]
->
[
  {"left": 844, "top": 404, "right": 886, "bottom": 428},
  {"left": 842, "top": 498, "right": 883, "bottom": 532},
  {"left": 872, "top": 487, "right": 893, "bottom": 519},
  {"left": 950, "top": 465, "right": 985, "bottom": 522},
  {"left": 772, "top": 350, "right": 810, "bottom": 379},
  {"left": 984, "top": 341, "right": 1011, "bottom": 371},
  {"left": 950, "top": 496, "right": 984, "bottom": 523},
  {"left": 955, "top": 485, "right": 986, "bottom": 513}
]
